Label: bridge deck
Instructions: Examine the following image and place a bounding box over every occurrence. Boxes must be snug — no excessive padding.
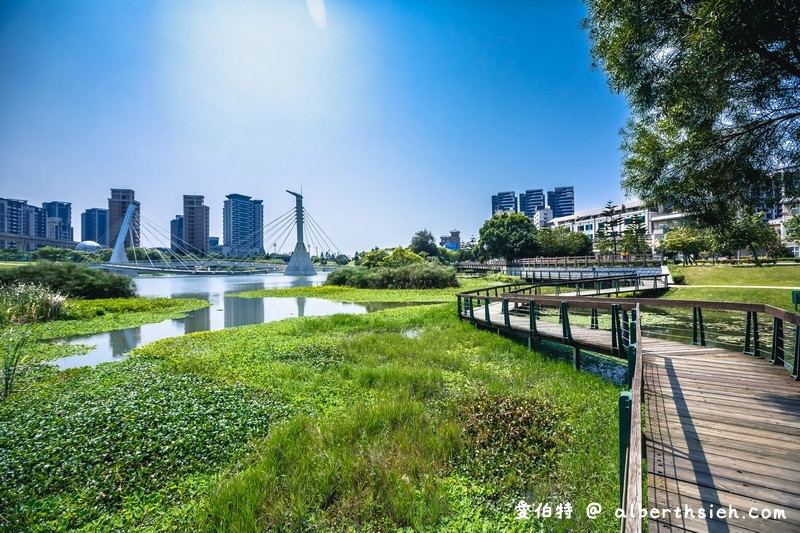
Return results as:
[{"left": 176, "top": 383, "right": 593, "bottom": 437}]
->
[{"left": 473, "top": 303, "right": 800, "bottom": 532}]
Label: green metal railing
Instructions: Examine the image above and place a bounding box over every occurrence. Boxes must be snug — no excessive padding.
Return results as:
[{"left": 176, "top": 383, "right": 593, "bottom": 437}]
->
[{"left": 619, "top": 306, "right": 643, "bottom": 532}]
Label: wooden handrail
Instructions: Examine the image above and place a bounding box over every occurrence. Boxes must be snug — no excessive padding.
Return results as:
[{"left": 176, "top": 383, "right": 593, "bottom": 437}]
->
[
  {"left": 621, "top": 308, "right": 643, "bottom": 532},
  {"left": 458, "top": 291, "right": 800, "bottom": 327}
]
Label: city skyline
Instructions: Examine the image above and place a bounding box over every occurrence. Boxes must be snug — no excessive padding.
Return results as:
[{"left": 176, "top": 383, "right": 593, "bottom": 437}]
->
[{"left": 1, "top": 1, "right": 630, "bottom": 252}]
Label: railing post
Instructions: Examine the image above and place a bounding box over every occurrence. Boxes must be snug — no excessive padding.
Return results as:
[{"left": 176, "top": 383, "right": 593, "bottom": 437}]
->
[
  {"left": 560, "top": 301, "right": 573, "bottom": 343},
  {"left": 630, "top": 309, "right": 637, "bottom": 344},
  {"left": 744, "top": 311, "right": 760, "bottom": 356},
  {"left": 618, "top": 391, "right": 632, "bottom": 507},
  {"left": 590, "top": 307, "right": 599, "bottom": 330},
  {"left": 485, "top": 298, "right": 491, "bottom": 325},
  {"left": 691, "top": 307, "right": 706, "bottom": 346},
  {"left": 529, "top": 299, "right": 538, "bottom": 339},
  {"left": 611, "top": 304, "right": 623, "bottom": 357},
  {"left": 457, "top": 295, "right": 462, "bottom": 318},
  {"left": 793, "top": 325, "right": 799, "bottom": 381},
  {"left": 469, "top": 297, "right": 475, "bottom": 322},
  {"left": 771, "top": 317, "right": 784, "bottom": 365},
  {"left": 627, "top": 343, "right": 637, "bottom": 389},
  {"left": 503, "top": 298, "right": 510, "bottom": 329}
]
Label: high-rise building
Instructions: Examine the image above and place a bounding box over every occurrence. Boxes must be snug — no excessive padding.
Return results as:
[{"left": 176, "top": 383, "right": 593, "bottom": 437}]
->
[
  {"left": 183, "top": 195, "right": 209, "bottom": 255},
  {"left": 42, "top": 201, "right": 73, "bottom": 241},
  {"left": 170, "top": 215, "right": 184, "bottom": 253},
  {"left": 519, "top": 189, "right": 545, "bottom": 218},
  {"left": 223, "top": 193, "right": 264, "bottom": 256},
  {"left": 81, "top": 208, "right": 109, "bottom": 245},
  {"left": 108, "top": 189, "right": 140, "bottom": 248},
  {"left": 547, "top": 186, "right": 575, "bottom": 219},
  {"left": 491, "top": 191, "right": 517, "bottom": 215},
  {"left": 0, "top": 198, "right": 45, "bottom": 250}
]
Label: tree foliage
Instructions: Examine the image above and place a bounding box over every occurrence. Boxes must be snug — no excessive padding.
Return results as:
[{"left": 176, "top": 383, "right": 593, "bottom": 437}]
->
[
  {"left": 786, "top": 215, "right": 800, "bottom": 242},
  {"left": 584, "top": 0, "right": 800, "bottom": 227},
  {"left": 409, "top": 230, "right": 438, "bottom": 257},
  {"left": 719, "top": 213, "right": 779, "bottom": 265},
  {"left": 536, "top": 227, "right": 593, "bottom": 257},
  {"left": 477, "top": 213, "right": 538, "bottom": 261},
  {"left": 663, "top": 226, "right": 706, "bottom": 264},
  {"left": 621, "top": 214, "right": 648, "bottom": 254}
]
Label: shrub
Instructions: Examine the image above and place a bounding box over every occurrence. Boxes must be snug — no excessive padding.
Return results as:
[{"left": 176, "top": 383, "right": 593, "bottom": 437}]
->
[
  {"left": 672, "top": 273, "right": 685, "bottom": 285},
  {"left": 459, "top": 393, "right": 571, "bottom": 487},
  {"left": 326, "top": 263, "right": 458, "bottom": 289},
  {"left": 0, "top": 263, "right": 135, "bottom": 299}
]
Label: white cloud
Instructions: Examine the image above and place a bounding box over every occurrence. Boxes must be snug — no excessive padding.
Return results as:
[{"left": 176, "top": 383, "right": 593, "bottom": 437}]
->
[{"left": 306, "top": 0, "right": 327, "bottom": 30}]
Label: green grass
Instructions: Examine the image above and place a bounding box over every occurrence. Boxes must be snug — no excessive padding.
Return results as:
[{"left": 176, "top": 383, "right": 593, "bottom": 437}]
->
[
  {"left": 669, "top": 264, "right": 800, "bottom": 287},
  {"left": 661, "top": 287, "right": 798, "bottom": 311},
  {"left": 2, "top": 304, "right": 622, "bottom": 531},
  {"left": 234, "top": 277, "right": 505, "bottom": 303},
  {"left": 0, "top": 261, "right": 35, "bottom": 270}
]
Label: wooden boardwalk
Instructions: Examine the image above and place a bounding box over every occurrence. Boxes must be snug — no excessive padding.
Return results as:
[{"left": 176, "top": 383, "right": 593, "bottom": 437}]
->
[{"left": 474, "top": 302, "right": 800, "bottom": 532}]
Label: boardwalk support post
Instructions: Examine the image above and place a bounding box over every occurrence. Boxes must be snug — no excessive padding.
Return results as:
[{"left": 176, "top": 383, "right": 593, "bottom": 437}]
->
[
  {"left": 691, "top": 307, "right": 706, "bottom": 346},
  {"left": 744, "top": 311, "right": 760, "bottom": 356},
  {"left": 484, "top": 298, "right": 491, "bottom": 325},
  {"left": 618, "top": 391, "right": 632, "bottom": 507},
  {"left": 503, "top": 298, "right": 511, "bottom": 329},
  {"left": 560, "top": 301, "right": 573, "bottom": 343},
  {"left": 590, "top": 308, "right": 599, "bottom": 330},
  {"left": 573, "top": 346, "right": 581, "bottom": 371},
  {"left": 771, "top": 317, "right": 784, "bottom": 365}
]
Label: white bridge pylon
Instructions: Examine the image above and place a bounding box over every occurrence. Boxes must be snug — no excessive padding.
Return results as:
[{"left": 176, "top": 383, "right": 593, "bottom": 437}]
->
[
  {"left": 284, "top": 190, "right": 317, "bottom": 276},
  {"left": 109, "top": 203, "right": 137, "bottom": 265}
]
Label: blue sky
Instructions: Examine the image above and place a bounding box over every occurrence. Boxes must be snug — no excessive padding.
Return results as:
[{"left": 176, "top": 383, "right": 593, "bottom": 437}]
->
[{"left": 0, "top": 0, "right": 629, "bottom": 254}]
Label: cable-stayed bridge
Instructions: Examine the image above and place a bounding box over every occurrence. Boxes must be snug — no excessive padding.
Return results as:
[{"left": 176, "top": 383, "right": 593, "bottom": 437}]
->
[{"left": 89, "top": 191, "right": 337, "bottom": 276}]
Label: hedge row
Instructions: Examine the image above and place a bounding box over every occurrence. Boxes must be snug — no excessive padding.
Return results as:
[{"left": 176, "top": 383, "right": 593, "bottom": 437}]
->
[{"left": 326, "top": 263, "right": 458, "bottom": 289}]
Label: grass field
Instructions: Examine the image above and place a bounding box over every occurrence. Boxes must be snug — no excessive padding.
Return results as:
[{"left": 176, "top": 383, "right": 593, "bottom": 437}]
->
[
  {"left": 661, "top": 287, "right": 798, "bottom": 311},
  {"left": 670, "top": 264, "right": 800, "bottom": 287},
  {"left": 666, "top": 264, "right": 800, "bottom": 311},
  {"left": 1, "top": 304, "right": 622, "bottom": 531}
]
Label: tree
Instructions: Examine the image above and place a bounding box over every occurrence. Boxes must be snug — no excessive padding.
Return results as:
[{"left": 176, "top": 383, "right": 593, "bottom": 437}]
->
[
  {"left": 621, "top": 214, "right": 648, "bottom": 254},
  {"left": 477, "top": 213, "right": 538, "bottom": 261},
  {"left": 536, "top": 227, "right": 593, "bottom": 257},
  {"left": 409, "top": 230, "right": 438, "bottom": 257},
  {"left": 584, "top": 1, "right": 800, "bottom": 228},
  {"left": 663, "top": 226, "right": 706, "bottom": 264},
  {"left": 600, "top": 201, "right": 624, "bottom": 254},
  {"left": 786, "top": 215, "right": 800, "bottom": 242},
  {"left": 720, "top": 213, "right": 780, "bottom": 265}
]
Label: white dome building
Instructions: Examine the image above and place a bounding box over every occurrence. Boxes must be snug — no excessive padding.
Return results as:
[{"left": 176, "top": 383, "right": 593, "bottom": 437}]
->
[{"left": 76, "top": 241, "right": 103, "bottom": 252}]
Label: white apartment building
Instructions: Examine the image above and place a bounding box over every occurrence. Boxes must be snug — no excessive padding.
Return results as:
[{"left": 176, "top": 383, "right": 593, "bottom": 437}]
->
[{"left": 548, "top": 200, "right": 686, "bottom": 252}]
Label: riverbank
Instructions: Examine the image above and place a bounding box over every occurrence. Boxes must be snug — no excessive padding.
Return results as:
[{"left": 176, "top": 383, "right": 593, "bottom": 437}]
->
[
  {"left": 234, "top": 277, "right": 497, "bottom": 303},
  {"left": 27, "top": 297, "right": 210, "bottom": 362},
  {"left": 1, "top": 303, "right": 621, "bottom": 531}
]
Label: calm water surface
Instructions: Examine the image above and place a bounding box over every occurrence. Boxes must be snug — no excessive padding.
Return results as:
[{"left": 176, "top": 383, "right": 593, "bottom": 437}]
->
[{"left": 54, "top": 273, "right": 409, "bottom": 369}]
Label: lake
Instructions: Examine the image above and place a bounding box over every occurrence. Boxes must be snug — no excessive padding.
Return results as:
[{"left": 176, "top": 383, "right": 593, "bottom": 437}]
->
[{"left": 53, "top": 273, "right": 409, "bottom": 369}]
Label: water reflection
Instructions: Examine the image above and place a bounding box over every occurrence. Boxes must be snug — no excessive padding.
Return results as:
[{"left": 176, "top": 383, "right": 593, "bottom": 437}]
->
[{"left": 53, "top": 274, "right": 417, "bottom": 370}]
